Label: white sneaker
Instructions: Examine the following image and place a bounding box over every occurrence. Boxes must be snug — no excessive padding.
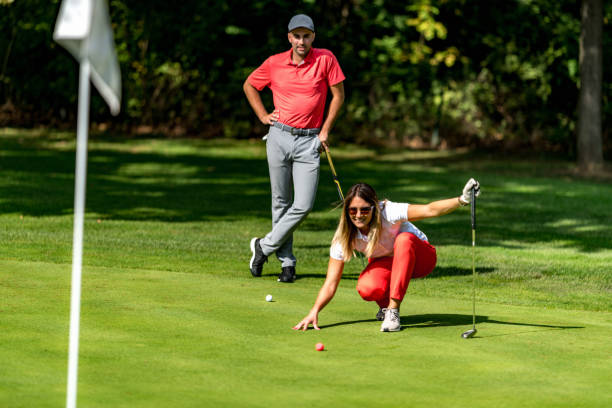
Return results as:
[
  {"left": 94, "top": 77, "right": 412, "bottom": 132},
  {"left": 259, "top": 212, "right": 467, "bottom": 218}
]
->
[{"left": 380, "top": 308, "right": 401, "bottom": 332}]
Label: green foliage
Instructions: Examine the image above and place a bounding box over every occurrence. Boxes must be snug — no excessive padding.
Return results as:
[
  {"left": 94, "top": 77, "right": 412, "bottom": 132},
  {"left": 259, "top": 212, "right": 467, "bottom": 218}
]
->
[{"left": 0, "top": 0, "right": 610, "bottom": 155}]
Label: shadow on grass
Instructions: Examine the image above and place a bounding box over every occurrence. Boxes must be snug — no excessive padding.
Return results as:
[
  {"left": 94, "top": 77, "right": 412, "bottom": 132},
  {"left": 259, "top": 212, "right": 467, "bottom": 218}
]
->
[
  {"left": 427, "top": 266, "right": 495, "bottom": 277},
  {"left": 0, "top": 138, "right": 273, "bottom": 221},
  {"left": 293, "top": 272, "right": 361, "bottom": 281},
  {"left": 319, "top": 313, "right": 584, "bottom": 334},
  {"left": 1, "top": 132, "right": 610, "bottom": 251},
  {"left": 291, "top": 266, "right": 495, "bottom": 281}
]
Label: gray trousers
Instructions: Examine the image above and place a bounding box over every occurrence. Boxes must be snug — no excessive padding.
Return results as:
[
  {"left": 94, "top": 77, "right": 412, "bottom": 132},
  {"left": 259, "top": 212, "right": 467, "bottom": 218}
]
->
[{"left": 259, "top": 125, "right": 321, "bottom": 267}]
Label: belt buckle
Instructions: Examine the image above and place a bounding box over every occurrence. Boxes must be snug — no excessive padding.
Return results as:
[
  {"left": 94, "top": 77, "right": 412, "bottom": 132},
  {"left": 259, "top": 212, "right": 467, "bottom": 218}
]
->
[{"left": 290, "top": 127, "right": 297, "bottom": 135}]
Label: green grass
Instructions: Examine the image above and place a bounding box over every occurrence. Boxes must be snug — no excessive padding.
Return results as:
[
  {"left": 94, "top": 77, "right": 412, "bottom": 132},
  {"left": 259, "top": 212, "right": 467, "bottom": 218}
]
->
[{"left": 1, "top": 128, "right": 611, "bottom": 407}]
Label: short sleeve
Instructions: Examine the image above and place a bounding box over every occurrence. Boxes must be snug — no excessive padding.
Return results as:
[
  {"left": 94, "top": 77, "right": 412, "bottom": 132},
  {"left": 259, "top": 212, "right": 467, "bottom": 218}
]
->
[
  {"left": 383, "top": 201, "right": 409, "bottom": 224},
  {"left": 329, "top": 242, "right": 344, "bottom": 260},
  {"left": 325, "top": 53, "right": 345, "bottom": 87},
  {"left": 247, "top": 58, "right": 271, "bottom": 91}
]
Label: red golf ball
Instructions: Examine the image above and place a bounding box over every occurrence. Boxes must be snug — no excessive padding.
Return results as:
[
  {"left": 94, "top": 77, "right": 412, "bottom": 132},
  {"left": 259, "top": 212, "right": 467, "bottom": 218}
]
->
[{"left": 315, "top": 342, "right": 324, "bottom": 351}]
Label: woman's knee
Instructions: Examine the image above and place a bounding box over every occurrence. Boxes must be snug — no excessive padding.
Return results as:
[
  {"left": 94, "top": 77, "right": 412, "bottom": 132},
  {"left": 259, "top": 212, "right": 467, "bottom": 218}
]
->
[
  {"left": 357, "top": 280, "right": 386, "bottom": 301},
  {"left": 394, "top": 232, "right": 417, "bottom": 251},
  {"left": 396, "top": 232, "right": 418, "bottom": 243}
]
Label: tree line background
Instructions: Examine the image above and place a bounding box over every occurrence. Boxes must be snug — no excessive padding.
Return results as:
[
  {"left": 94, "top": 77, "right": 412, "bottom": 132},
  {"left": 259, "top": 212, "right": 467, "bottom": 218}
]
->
[{"left": 1, "top": 0, "right": 610, "bottom": 159}]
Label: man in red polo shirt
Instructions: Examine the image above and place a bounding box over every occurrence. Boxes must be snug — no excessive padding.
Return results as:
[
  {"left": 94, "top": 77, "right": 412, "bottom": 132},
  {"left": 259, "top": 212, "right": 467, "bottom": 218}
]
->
[{"left": 244, "top": 14, "right": 345, "bottom": 283}]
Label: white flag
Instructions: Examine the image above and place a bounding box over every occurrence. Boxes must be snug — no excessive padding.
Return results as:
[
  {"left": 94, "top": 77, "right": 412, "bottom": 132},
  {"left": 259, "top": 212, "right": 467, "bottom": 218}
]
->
[{"left": 54, "top": 0, "right": 121, "bottom": 115}]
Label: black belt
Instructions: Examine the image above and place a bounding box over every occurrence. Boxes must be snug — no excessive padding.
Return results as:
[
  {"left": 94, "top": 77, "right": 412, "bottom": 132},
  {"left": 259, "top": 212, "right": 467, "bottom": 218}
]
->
[{"left": 273, "top": 122, "right": 320, "bottom": 136}]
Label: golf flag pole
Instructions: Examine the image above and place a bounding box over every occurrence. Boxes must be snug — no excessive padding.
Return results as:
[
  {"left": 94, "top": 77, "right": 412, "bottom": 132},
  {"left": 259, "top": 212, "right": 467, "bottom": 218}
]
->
[
  {"left": 66, "top": 55, "right": 91, "bottom": 408},
  {"left": 53, "top": 1, "right": 121, "bottom": 407}
]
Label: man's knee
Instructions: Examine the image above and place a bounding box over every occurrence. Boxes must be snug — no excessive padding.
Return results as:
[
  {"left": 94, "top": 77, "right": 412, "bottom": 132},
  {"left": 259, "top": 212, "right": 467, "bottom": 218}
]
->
[
  {"left": 291, "top": 203, "right": 314, "bottom": 218},
  {"left": 272, "top": 198, "right": 291, "bottom": 211}
]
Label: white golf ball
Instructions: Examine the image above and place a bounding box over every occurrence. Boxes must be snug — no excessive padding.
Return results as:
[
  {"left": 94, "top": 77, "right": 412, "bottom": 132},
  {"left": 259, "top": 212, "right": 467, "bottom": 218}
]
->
[{"left": 265, "top": 294, "right": 273, "bottom": 302}]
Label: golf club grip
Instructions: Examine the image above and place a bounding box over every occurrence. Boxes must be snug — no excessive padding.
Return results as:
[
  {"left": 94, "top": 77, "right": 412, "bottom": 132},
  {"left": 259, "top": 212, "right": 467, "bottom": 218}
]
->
[{"left": 470, "top": 187, "right": 476, "bottom": 230}]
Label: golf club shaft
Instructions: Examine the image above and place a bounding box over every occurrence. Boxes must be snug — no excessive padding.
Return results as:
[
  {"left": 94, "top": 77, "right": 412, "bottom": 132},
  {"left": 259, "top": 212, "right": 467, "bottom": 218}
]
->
[
  {"left": 324, "top": 147, "right": 366, "bottom": 267},
  {"left": 472, "top": 229, "right": 476, "bottom": 329},
  {"left": 324, "top": 147, "right": 344, "bottom": 202},
  {"left": 471, "top": 187, "right": 476, "bottom": 330}
]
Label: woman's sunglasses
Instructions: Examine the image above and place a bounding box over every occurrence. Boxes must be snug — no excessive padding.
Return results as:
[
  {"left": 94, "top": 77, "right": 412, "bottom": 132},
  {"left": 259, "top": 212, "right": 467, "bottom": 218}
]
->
[{"left": 348, "top": 206, "right": 374, "bottom": 216}]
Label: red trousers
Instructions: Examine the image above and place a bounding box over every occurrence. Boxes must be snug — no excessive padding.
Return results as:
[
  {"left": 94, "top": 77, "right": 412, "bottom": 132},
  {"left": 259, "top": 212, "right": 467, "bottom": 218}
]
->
[{"left": 356, "top": 232, "right": 437, "bottom": 308}]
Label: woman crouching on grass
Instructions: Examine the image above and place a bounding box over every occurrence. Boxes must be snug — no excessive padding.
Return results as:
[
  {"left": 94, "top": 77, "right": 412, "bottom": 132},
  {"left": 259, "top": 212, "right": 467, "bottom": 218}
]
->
[{"left": 293, "top": 179, "right": 480, "bottom": 332}]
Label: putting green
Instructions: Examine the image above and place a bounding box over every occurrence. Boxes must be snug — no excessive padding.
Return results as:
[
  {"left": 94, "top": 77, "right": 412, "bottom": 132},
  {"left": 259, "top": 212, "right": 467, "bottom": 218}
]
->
[
  {"left": 1, "top": 260, "right": 610, "bottom": 408},
  {"left": 1, "top": 133, "right": 610, "bottom": 407}
]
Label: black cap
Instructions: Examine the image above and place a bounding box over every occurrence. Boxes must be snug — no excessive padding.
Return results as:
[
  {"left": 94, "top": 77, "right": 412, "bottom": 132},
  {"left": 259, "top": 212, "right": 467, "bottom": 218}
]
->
[{"left": 288, "top": 14, "right": 315, "bottom": 32}]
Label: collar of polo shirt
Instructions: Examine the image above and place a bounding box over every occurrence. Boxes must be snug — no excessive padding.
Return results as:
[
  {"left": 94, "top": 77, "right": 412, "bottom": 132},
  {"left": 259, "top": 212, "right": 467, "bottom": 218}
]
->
[{"left": 285, "top": 48, "right": 315, "bottom": 66}]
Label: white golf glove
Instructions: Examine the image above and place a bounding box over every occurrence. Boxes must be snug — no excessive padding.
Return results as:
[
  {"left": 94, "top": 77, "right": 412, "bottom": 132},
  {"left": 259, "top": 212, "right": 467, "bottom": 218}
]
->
[{"left": 459, "top": 178, "right": 480, "bottom": 205}]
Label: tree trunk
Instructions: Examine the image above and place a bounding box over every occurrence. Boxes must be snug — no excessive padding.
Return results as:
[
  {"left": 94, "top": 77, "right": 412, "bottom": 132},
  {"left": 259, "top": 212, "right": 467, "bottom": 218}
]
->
[{"left": 577, "top": 0, "right": 603, "bottom": 173}]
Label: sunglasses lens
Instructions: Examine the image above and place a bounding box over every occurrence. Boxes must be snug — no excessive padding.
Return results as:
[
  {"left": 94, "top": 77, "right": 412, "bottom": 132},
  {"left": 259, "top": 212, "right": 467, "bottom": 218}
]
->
[{"left": 348, "top": 207, "right": 371, "bottom": 216}]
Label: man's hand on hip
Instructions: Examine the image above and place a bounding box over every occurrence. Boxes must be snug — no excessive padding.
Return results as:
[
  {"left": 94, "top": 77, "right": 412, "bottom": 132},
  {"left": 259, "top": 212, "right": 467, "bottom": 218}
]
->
[{"left": 260, "top": 109, "right": 279, "bottom": 125}]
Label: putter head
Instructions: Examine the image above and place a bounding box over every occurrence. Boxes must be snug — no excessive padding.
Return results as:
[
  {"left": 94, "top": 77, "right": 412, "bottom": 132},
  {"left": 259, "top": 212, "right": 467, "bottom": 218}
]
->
[{"left": 461, "top": 328, "right": 477, "bottom": 339}]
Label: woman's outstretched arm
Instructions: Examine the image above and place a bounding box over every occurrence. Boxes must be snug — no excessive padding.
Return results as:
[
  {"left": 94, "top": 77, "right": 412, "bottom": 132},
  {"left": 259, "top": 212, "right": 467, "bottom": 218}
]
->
[
  {"left": 293, "top": 257, "right": 345, "bottom": 331},
  {"left": 408, "top": 178, "right": 480, "bottom": 221}
]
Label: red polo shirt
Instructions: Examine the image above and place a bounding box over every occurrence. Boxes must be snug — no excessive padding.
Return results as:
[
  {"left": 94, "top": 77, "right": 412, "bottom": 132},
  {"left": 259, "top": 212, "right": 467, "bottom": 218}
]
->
[{"left": 247, "top": 48, "right": 345, "bottom": 129}]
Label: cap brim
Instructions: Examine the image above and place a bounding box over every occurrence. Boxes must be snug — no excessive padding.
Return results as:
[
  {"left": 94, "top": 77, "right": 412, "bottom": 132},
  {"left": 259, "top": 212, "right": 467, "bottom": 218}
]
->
[{"left": 289, "top": 26, "right": 314, "bottom": 32}]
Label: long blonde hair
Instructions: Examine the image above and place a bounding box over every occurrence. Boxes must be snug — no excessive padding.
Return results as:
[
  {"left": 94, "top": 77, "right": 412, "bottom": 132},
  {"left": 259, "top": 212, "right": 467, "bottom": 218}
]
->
[{"left": 331, "top": 183, "right": 383, "bottom": 261}]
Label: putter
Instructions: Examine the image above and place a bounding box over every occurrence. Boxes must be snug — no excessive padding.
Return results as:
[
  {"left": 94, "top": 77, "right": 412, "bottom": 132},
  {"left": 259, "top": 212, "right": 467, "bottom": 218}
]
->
[
  {"left": 323, "top": 146, "right": 344, "bottom": 202},
  {"left": 324, "top": 146, "right": 366, "bottom": 267},
  {"left": 461, "top": 186, "right": 477, "bottom": 339}
]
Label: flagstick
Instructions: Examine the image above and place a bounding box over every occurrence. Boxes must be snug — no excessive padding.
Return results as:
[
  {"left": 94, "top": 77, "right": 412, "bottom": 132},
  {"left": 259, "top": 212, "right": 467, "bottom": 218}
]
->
[{"left": 66, "top": 58, "right": 91, "bottom": 408}]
